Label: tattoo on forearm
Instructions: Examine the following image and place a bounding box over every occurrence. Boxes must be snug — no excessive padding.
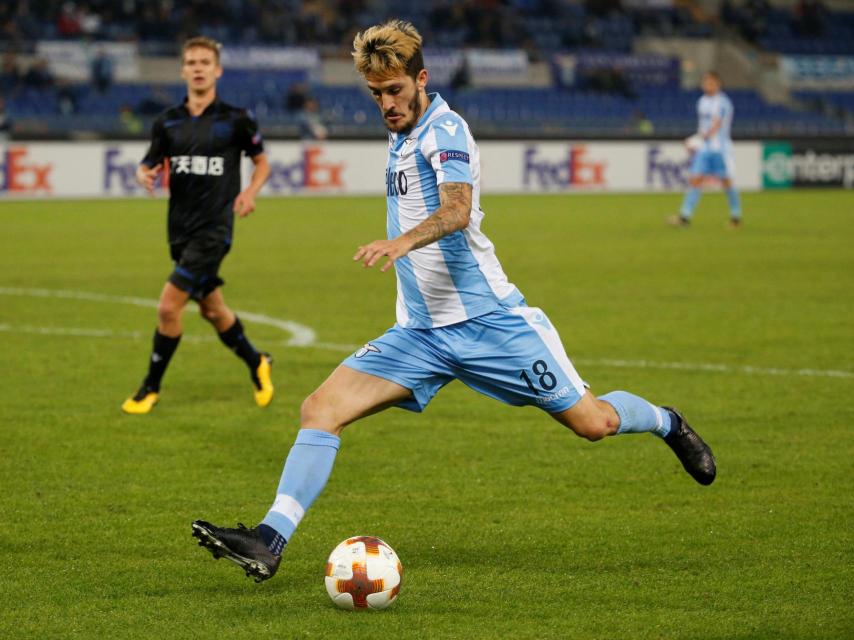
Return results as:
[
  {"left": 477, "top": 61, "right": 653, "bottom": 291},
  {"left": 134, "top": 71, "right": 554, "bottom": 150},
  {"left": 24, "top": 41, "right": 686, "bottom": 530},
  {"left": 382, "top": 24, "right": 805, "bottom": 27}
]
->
[{"left": 405, "top": 182, "right": 472, "bottom": 250}]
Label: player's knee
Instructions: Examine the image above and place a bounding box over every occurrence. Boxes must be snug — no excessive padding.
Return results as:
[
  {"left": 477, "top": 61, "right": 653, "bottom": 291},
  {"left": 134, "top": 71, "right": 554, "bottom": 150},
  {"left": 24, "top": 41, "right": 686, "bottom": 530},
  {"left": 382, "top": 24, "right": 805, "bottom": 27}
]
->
[
  {"left": 199, "top": 304, "right": 223, "bottom": 324},
  {"left": 566, "top": 413, "right": 618, "bottom": 442},
  {"left": 574, "top": 422, "right": 610, "bottom": 441},
  {"left": 300, "top": 391, "right": 343, "bottom": 434},
  {"left": 157, "top": 301, "right": 182, "bottom": 325}
]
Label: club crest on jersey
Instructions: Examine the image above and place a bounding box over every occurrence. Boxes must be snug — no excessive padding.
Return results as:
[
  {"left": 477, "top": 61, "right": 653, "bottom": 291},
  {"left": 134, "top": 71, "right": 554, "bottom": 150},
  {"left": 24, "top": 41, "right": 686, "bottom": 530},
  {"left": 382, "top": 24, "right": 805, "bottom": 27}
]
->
[
  {"left": 355, "top": 343, "right": 381, "bottom": 358},
  {"left": 438, "top": 120, "right": 459, "bottom": 136},
  {"left": 440, "top": 150, "right": 469, "bottom": 164}
]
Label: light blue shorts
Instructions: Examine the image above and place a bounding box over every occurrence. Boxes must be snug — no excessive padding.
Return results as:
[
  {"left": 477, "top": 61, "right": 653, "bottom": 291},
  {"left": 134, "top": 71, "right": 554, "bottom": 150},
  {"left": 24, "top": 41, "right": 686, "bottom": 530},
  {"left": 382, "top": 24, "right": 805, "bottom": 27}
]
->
[
  {"left": 690, "top": 149, "right": 733, "bottom": 178},
  {"left": 342, "top": 305, "right": 587, "bottom": 414}
]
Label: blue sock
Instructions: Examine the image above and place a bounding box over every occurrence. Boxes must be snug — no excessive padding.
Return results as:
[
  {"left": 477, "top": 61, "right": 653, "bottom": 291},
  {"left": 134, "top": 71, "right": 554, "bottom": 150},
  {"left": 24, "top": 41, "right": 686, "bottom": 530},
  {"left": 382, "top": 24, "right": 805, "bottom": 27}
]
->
[
  {"left": 260, "top": 429, "right": 340, "bottom": 552},
  {"left": 600, "top": 390, "right": 672, "bottom": 438},
  {"left": 680, "top": 188, "right": 701, "bottom": 218},
  {"left": 725, "top": 187, "right": 741, "bottom": 219},
  {"left": 258, "top": 524, "right": 287, "bottom": 555}
]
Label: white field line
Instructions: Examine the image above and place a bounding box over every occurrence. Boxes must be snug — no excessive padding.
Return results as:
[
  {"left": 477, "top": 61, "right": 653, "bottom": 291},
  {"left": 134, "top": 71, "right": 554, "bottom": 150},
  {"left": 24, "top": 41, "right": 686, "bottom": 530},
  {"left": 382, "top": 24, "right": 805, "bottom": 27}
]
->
[
  {"left": 0, "top": 286, "right": 315, "bottom": 346},
  {"left": 0, "top": 287, "right": 851, "bottom": 380}
]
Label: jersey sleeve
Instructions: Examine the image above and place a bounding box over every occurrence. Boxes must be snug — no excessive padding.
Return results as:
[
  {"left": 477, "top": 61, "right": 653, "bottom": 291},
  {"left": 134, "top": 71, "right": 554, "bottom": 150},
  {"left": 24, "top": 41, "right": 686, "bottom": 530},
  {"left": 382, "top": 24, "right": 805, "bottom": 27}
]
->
[
  {"left": 141, "top": 116, "right": 167, "bottom": 168},
  {"left": 421, "top": 114, "right": 473, "bottom": 185},
  {"left": 719, "top": 97, "right": 732, "bottom": 120},
  {"left": 236, "top": 109, "right": 264, "bottom": 157}
]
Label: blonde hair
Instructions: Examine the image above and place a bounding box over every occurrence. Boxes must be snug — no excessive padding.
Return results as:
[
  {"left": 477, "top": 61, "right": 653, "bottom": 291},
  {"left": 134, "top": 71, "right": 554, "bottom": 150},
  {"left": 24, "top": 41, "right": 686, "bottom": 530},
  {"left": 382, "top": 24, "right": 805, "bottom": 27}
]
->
[
  {"left": 182, "top": 36, "right": 222, "bottom": 64},
  {"left": 352, "top": 20, "right": 424, "bottom": 80}
]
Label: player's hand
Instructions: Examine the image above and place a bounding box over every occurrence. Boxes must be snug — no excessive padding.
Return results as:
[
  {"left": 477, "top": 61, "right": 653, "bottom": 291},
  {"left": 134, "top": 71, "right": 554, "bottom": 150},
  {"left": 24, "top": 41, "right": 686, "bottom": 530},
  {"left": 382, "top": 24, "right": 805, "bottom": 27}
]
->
[
  {"left": 233, "top": 190, "right": 256, "bottom": 218},
  {"left": 353, "top": 237, "right": 413, "bottom": 272},
  {"left": 136, "top": 163, "right": 162, "bottom": 194}
]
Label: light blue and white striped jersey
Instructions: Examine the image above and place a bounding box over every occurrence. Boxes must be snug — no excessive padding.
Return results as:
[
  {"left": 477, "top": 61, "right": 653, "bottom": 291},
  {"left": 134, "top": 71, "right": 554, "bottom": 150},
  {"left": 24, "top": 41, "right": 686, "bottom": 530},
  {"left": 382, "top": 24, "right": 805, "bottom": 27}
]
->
[
  {"left": 697, "top": 92, "right": 734, "bottom": 153},
  {"left": 385, "top": 93, "right": 523, "bottom": 329}
]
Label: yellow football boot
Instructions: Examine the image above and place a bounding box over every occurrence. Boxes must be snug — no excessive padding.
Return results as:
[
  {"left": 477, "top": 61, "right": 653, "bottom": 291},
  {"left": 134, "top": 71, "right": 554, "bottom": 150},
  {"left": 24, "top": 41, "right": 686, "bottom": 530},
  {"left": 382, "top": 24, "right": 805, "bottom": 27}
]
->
[
  {"left": 253, "top": 353, "right": 274, "bottom": 408},
  {"left": 122, "top": 385, "right": 159, "bottom": 414}
]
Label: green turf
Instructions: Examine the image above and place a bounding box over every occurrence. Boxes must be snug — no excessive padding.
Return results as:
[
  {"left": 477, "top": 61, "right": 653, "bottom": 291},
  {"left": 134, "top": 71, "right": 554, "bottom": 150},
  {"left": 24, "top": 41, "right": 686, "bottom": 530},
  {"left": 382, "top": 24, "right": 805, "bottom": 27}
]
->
[{"left": 0, "top": 191, "right": 851, "bottom": 639}]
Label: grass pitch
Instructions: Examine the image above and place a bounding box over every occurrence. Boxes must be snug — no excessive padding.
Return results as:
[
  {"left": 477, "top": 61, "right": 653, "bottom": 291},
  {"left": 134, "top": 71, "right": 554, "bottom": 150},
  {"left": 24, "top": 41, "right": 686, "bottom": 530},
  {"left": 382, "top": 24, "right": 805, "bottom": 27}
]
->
[{"left": 0, "top": 191, "right": 852, "bottom": 639}]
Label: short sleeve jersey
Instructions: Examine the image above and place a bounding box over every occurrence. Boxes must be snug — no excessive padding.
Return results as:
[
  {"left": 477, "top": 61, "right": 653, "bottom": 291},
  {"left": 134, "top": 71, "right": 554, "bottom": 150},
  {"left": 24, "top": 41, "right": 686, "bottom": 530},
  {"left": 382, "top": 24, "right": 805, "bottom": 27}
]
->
[
  {"left": 697, "top": 92, "right": 733, "bottom": 153},
  {"left": 385, "top": 93, "right": 523, "bottom": 329},
  {"left": 142, "top": 97, "right": 264, "bottom": 244}
]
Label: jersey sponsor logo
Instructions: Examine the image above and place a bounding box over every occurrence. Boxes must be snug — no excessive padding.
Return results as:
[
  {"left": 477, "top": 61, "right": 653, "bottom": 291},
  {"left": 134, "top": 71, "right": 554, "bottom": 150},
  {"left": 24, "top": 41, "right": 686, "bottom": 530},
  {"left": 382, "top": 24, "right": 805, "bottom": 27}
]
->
[
  {"left": 265, "top": 146, "right": 344, "bottom": 192},
  {"left": 439, "top": 150, "right": 469, "bottom": 164},
  {"left": 534, "top": 385, "right": 571, "bottom": 406},
  {"left": 0, "top": 146, "right": 53, "bottom": 194},
  {"left": 386, "top": 168, "right": 408, "bottom": 196},
  {"left": 523, "top": 145, "right": 606, "bottom": 190},
  {"left": 437, "top": 120, "right": 459, "bottom": 136},
  {"left": 354, "top": 343, "right": 381, "bottom": 358},
  {"left": 171, "top": 155, "right": 225, "bottom": 176}
]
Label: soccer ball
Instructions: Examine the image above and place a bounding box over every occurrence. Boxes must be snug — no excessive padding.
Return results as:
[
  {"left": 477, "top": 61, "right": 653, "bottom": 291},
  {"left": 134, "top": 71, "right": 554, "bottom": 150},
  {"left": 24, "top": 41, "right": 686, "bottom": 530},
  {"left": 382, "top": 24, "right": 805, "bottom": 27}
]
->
[
  {"left": 685, "top": 134, "right": 704, "bottom": 152},
  {"left": 324, "top": 536, "right": 403, "bottom": 610}
]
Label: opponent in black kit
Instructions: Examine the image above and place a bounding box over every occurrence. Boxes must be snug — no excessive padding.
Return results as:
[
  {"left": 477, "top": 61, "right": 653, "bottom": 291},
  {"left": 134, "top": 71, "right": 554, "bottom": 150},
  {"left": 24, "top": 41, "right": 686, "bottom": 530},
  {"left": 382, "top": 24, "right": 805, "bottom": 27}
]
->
[{"left": 122, "top": 37, "right": 273, "bottom": 414}]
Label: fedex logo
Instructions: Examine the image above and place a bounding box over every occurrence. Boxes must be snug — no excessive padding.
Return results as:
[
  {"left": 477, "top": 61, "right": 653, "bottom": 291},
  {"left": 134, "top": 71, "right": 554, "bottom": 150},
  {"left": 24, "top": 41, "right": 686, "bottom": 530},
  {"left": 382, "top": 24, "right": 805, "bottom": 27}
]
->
[
  {"left": 646, "top": 146, "right": 691, "bottom": 189},
  {"left": 0, "top": 147, "right": 53, "bottom": 193},
  {"left": 104, "top": 148, "right": 168, "bottom": 194},
  {"left": 523, "top": 145, "right": 606, "bottom": 190},
  {"left": 266, "top": 146, "right": 345, "bottom": 192}
]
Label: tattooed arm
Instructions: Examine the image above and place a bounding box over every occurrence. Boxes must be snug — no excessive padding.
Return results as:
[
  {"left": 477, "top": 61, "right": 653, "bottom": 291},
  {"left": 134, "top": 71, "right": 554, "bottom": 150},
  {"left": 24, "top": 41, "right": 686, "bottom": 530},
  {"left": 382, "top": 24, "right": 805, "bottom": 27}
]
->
[
  {"left": 402, "top": 182, "right": 472, "bottom": 250},
  {"left": 353, "top": 182, "right": 472, "bottom": 272}
]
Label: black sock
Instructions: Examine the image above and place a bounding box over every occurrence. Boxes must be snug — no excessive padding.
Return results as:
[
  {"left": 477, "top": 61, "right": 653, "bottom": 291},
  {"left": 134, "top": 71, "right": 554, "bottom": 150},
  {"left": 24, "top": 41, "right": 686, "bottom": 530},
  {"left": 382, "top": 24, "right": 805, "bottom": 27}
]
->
[
  {"left": 143, "top": 330, "right": 181, "bottom": 392},
  {"left": 218, "top": 316, "right": 262, "bottom": 372}
]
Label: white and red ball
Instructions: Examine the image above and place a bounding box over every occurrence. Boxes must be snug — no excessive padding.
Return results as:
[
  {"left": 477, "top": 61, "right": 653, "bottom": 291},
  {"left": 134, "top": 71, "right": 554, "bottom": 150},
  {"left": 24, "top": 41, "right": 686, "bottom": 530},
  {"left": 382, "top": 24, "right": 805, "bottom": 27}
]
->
[
  {"left": 685, "top": 134, "right": 704, "bottom": 152},
  {"left": 324, "top": 536, "right": 403, "bottom": 610}
]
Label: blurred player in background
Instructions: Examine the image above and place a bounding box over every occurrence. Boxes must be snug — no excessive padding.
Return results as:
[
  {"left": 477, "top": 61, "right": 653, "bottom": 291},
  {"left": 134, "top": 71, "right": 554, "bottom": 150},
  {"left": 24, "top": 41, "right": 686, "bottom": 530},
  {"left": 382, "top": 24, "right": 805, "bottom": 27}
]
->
[
  {"left": 122, "top": 37, "right": 273, "bottom": 415},
  {"left": 669, "top": 71, "right": 742, "bottom": 228},
  {"left": 192, "top": 20, "right": 716, "bottom": 582}
]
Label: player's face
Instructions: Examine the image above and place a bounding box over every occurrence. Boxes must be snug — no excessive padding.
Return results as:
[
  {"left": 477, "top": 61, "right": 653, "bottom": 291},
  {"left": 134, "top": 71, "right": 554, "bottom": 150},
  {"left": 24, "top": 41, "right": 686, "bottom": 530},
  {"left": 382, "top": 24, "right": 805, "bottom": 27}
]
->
[
  {"left": 181, "top": 47, "right": 222, "bottom": 94},
  {"left": 702, "top": 74, "right": 720, "bottom": 96},
  {"left": 366, "top": 69, "right": 428, "bottom": 133}
]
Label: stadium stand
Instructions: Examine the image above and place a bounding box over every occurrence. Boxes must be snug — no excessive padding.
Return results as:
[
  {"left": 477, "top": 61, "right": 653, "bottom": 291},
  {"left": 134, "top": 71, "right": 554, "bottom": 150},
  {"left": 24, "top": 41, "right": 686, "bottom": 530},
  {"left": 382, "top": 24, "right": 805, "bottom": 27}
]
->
[{"left": 1, "top": 0, "right": 851, "bottom": 138}]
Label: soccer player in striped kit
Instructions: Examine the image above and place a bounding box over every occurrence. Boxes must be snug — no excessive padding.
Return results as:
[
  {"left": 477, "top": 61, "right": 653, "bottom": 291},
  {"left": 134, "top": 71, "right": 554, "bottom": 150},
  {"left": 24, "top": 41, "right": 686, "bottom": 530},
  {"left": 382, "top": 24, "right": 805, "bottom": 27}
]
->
[
  {"left": 192, "top": 21, "right": 716, "bottom": 582},
  {"left": 669, "top": 71, "right": 742, "bottom": 228}
]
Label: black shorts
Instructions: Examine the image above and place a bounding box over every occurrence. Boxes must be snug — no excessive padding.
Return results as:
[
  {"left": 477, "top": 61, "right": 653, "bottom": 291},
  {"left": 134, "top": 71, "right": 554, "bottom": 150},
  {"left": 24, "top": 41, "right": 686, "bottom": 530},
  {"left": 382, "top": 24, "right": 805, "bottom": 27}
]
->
[{"left": 168, "top": 233, "right": 231, "bottom": 301}]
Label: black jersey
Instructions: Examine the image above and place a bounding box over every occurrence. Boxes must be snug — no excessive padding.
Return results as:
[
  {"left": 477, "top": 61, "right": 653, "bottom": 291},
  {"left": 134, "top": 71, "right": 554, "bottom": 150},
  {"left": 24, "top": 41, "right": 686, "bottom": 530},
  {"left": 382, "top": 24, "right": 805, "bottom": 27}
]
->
[{"left": 141, "top": 97, "right": 264, "bottom": 244}]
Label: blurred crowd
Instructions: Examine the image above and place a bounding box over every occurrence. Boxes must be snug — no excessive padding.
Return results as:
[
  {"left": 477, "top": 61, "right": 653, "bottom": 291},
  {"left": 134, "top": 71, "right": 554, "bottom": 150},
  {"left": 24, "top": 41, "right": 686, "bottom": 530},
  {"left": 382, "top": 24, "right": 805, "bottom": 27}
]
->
[
  {"left": 0, "top": 0, "right": 842, "bottom": 55},
  {"left": 1, "top": 49, "right": 114, "bottom": 102},
  {"left": 721, "top": 0, "right": 829, "bottom": 43},
  {"left": 0, "top": 0, "right": 669, "bottom": 51}
]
